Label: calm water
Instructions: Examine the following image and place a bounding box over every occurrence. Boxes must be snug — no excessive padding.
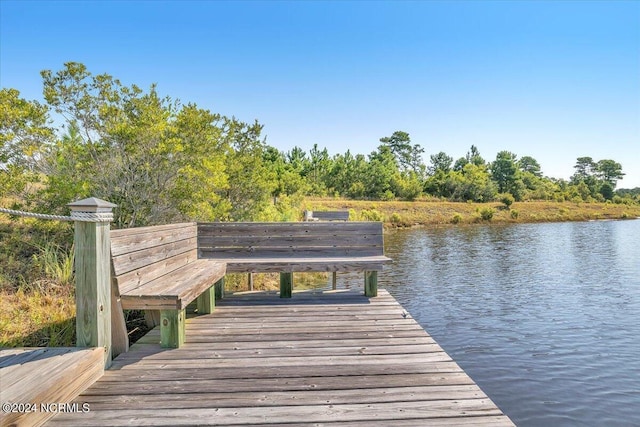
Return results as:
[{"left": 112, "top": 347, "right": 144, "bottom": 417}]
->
[{"left": 374, "top": 220, "right": 640, "bottom": 426}]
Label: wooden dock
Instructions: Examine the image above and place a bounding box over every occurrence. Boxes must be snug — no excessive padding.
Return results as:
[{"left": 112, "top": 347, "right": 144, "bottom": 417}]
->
[
  {"left": 0, "top": 347, "right": 104, "bottom": 427},
  {"left": 46, "top": 289, "right": 514, "bottom": 426}
]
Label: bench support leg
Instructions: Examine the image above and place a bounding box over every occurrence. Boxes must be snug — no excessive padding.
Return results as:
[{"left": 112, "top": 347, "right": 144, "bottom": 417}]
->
[
  {"left": 214, "top": 277, "right": 225, "bottom": 300},
  {"left": 248, "top": 273, "right": 254, "bottom": 291},
  {"left": 197, "top": 282, "right": 217, "bottom": 315},
  {"left": 280, "top": 272, "right": 293, "bottom": 298},
  {"left": 332, "top": 272, "right": 337, "bottom": 290},
  {"left": 144, "top": 310, "right": 160, "bottom": 328},
  {"left": 364, "top": 271, "right": 378, "bottom": 297},
  {"left": 160, "top": 309, "right": 185, "bottom": 348}
]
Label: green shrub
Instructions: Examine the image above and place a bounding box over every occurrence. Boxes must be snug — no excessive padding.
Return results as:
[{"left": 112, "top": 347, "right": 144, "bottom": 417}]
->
[
  {"left": 390, "top": 213, "right": 402, "bottom": 224},
  {"left": 498, "top": 193, "right": 514, "bottom": 209},
  {"left": 361, "top": 209, "right": 384, "bottom": 222},
  {"left": 381, "top": 190, "right": 395, "bottom": 201},
  {"left": 510, "top": 209, "right": 519, "bottom": 219},
  {"left": 451, "top": 213, "right": 463, "bottom": 224},
  {"left": 479, "top": 207, "right": 494, "bottom": 221}
]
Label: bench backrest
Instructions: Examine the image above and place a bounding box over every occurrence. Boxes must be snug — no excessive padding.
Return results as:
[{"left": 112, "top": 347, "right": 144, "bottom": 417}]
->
[
  {"left": 110, "top": 223, "right": 198, "bottom": 294},
  {"left": 198, "top": 222, "right": 384, "bottom": 259},
  {"left": 304, "top": 210, "right": 349, "bottom": 221}
]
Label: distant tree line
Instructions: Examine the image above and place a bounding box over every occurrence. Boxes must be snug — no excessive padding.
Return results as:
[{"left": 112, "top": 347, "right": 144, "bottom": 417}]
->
[{"left": 1, "top": 63, "right": 638, "bottom": 227}]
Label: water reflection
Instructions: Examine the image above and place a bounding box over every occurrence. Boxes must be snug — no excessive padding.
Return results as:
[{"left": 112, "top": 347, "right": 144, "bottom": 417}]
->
[{"left": 380, "top": 220, "right": 640, "bottom": 427}]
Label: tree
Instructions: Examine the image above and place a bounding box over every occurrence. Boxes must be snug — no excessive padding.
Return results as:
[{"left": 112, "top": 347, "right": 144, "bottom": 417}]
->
[
  {"left": 37, "top": 121, "right": 93, "bottom": 211},
  {"left": 1, "top": 88, "right": 53, "bottom": 167},
  {"left": 222, "top": 118, "right": 275, "bottom": 221},
  {"left": 326, "top": 150, "right": 368, "bottom": 198},
  {"left": 286, "top": 146, "right": 308, "bottom": 172},
  {"left": 366, "top": 145, "right": 399, "bottom": 199},
  {"left": 0, "top": 88, "right": 54, "bottom": 198},
  {"left": 379, "top": 131, "right": 425, "bottom": 174},
  {"left": 171, "top": 104, "right": 230, "bottom": 221},
  {"left": 569, "top": 157, "right": 625, "bottom": 200},
  {"left": 596, "top": 159, "right": 624, "bottom": 188},
  {"left": 265, "top": 146, "right": 309, "bottom": 199},
  {"left": 395, "top": 171, "right": 423, "bottom": 201},
  {"left": 428, "top": 151, "right": 453, "bottom": 175},
  {"left": 306, "top": 143, "right": 330, "bottom": 195},
  {"left": 38, "top": 62, "right": 269, "bottom": 226},
  {"left": 599, "top": 182, "right": 614, "bottom": 201},
  {"left": 454, "top": 163, "right": 497, "bottom": 202},
  {"left": 571, "top": 157, "right": 597, "bottom": 183},
  {"left": 518, "top": 156, "right": 542, "bottom": 177},
  {"left": 491, "top": 151, "right": 519, "bottom": 195},
  {"left": 454, "top": 145, "right": 485, "bottom": 172},
  {"left": 379, "top": 131, "right": 411, "bottom": 167}
]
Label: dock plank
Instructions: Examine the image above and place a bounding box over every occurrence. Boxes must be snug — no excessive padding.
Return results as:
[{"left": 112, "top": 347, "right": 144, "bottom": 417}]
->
[
  {"left": 0, "top": 347, "right": 103, "bottom": 427},
  {"left": 47, "top": 289, "right": 514, "bottom": 426}
]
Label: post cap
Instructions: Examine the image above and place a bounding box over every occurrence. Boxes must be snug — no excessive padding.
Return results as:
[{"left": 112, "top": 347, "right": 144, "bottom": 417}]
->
[{"left": 68, "top": 197, "right": 117, "bottom": 213}]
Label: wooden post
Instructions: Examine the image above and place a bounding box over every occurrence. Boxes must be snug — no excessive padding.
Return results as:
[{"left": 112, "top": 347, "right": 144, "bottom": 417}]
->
[
  {"left": 160, "top": 309, "right": 185, "bottom": 348},
  {"left": 214, "top": 277, "right": 225, "bottom": 299},
  {"left": 248, "top": 273, "right": 254, "bottom": 291},
  {"left": 332, "top": 272, "right": 337, "bottom": 290},
  {"left": 68, "top": 197, "right": 116, "bottom": 369},
  {"left": 280, "top": 272, "right": 293, "bottom": 298},
  {"left": 364, "top": 271, "right": 378, "bottom": 297},
  {"left": 196, "top": 286, "right": 215, "bottom": 315},
  {"left": 197, "top": 277, "right": 222, "bottom": 315}
]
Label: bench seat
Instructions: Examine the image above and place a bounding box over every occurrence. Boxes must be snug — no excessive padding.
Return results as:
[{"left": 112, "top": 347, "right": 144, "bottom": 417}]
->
[
  {"left": 110, "top": 221, "right": 392, "bottom": 352},
  {"left": 120, "top": 259, "right": 226, "bottom": 311},
  {"left": 110, "top": 223, "right": 225, "bottom": 350},
  {"left": 304, "top": 210, "right": 349, "bottom": 221},
  {"left": 198, "top": 221, "right": 391, "bottom": 297}
]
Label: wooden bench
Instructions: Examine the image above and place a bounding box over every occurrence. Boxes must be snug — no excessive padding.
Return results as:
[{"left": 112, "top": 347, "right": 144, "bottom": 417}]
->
[
  {"left": 197, "top": 221, "right": 391, "bottom": 297},
  {"left": 304, "top": 210, "right": 349, "bottom": 221},
  {"left": 110, "top": 223, "right": 226, "bottom": 349}
]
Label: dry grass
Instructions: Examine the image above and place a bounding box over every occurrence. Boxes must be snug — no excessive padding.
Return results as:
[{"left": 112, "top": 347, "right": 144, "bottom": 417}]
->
[
  {"left": 0, "top": 283, "right": 76, "bottom": 347},
  {"left": 302, "top": 198, "right": 640, "bottom": 227}
]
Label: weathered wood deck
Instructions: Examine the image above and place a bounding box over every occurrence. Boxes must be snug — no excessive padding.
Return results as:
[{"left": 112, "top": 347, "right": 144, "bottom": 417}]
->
[
  {"left": 47, "top": 289, "right": 514, "bottom": 426},
  {"left": 1, "top": 347, "right": 104, "bottom": 427}
]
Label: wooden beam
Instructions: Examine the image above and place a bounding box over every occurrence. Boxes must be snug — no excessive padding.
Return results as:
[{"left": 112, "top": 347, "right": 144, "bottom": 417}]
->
[
  {"left": 144, "top": 310, "right": 160, "bottom": 328},
  {"left": 196, "top": 285, "right": 215, "bottom": 315},
  {"left": 160, "top": 309, "right": 185, "bottom": 348},
  {"left": 215, "top": 277, "right": 225, "bottom": 300},
  {"left": 280, "top": 272, "right": 293, "bottom": 298},
  {"left": 68, "top": 197, "right": 116, "bottom": 369},
  {"left": 364, "top": 271, "right": 378, "bottom": 297},
  {"left": 197, "top": 278, "right": 223, "bottom": 315},
  {"left": 110, "top": 275, "right": 129, "bottom": 358}
]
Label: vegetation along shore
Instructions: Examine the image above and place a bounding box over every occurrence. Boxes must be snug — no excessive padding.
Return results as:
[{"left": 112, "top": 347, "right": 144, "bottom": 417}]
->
[{"left": 303, "top": 198, "right": 640, "bottom": 227}]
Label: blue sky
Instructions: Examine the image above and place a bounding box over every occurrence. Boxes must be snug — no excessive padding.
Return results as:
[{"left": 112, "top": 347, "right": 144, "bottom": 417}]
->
[{"left": 2, "top": 1, "right": 639, "bottom": 188}]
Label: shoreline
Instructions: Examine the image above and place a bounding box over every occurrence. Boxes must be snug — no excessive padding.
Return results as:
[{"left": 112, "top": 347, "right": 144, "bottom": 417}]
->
[{"left": 301, "top": 198, "right": 640, "bottom": 228}]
